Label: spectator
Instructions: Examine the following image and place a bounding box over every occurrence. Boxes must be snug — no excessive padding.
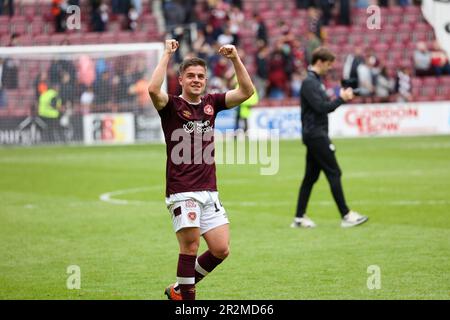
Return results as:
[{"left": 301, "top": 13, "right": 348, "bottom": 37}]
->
[
  {"left": 212, "top": 56, "right": 230, "bottom": 78},
  {"left": 77, "top": 55, "right": 96, "bottom": 90},
  {"left": 192, "top": 29, "right": 213, "bottom": 61},
  {"left": 0, "top": 0, "right": 14, "bottom": 16},
  {"left": 114, "top": 65, "right": 136, "bottom": 104},
  {"left": 80, "top": 86, "right": 94, "bottom": 114},
  {"left": 414, "top": 41, "right": 432, "bottom": 76},
  {"left": 339, "top": 0, "right": 351, "bottom": 25},
  {"left": 59, "top": 71, "right": 76, "bottom": 111},
  {"left": 228, "top": 5, "right": 243, "bottom": 45},
  {"left": 355, "top": 0, "right": 369, "bottom": 9},
  {"left": 181, "top": 0, "right": 197, "bottom": 24},
  {"left": 91, "top": 1, "right": 109, "bottom": 32},
  {"left": 254, "top": 40, "right": 270, "bottom": 99},
  {"left": 127, "top": 4, "right": 139, "bottom": 31},
  {"left": 290, "top": 71, "right": 305, "bottom": 98},
  {"left": 356, "top": 56, "right": 375, "bottom": 102},
  {"left": 49, "top": 59, "right": 76, "bottom": 88},
  {"left": 0, "top": 58, "right": 6, "bottom": 108},
  {"left": 307, "top": 7, "right": 322, "bottom": 40},
  {"left": 375, "top": 66, "right": 395, "bottom": 103},
  {"left": 253, "top": 13, "right": 268, "bottom": 45},
  {"left": 204, "top": 23, "right": 219, "bottom": 45},
  {"left": 163, "top": 0, "right": 186, "bottom": 31},
  {"left": 267, "top": 48, "right": 289, "bottom": 99},
  {"left": 131, "top": 0, "right": 142, "bottom": 16},
  {"left": 305, "top": 32, "right": 321, "bottom": 66},
  {"left": 208, "top": 0, "right": 229, "bottom": 31},
  {"left": 112, "top": 0, "right": 130, "bottom": 14},
  {"left": 217, "top": 26, "right": 234, "bottom": 46},
  {"left": 94, "top": 70, "right": 113, "bottom": 105},
  {"left": 396, "top": 66, "right": 412, "bottom": 102},
  {"left": 296, "top": 0, "right": 313, "bottom": 9},
  {"left": 166, "top": 64, "right": 181, "bottom": 95},
  {"left": 342, "top": 47, "right": 364, "bottom": 89},
  {"left": 52, "top": 0, "right": 67, "bottom": 33},
  {"left": 0, "top": 55, "right": 18, "bottom": 89},
  {"left": 38, "top": 85, "right": 63, "bottom": 142},
  {"left": 319, "top": 0, "right": 335, "bottom": 26},
  {"left": 397, "top": 0, "right": 411, "bottom": 7},
  {"left": 430, "top": 41, "right": 450, "bottom": 76},
  {"left": 129, "top": 77, "right": 152, "bottom": 110},
  {"left": 34, "top": 71, "right": 49, "bottom": 100}
]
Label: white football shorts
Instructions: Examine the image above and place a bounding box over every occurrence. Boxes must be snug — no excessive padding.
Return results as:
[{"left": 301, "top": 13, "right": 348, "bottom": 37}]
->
[{"left": 165, "top": 191, "right": 229, "bottom": 235}]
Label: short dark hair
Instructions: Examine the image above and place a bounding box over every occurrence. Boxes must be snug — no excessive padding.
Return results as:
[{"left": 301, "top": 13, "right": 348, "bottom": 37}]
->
[
  {"left": 179, "top": 58, "right": 207, "bottom": 75},
  {"left": 311, "top": 47, "right": 335, "bottom": 65}
]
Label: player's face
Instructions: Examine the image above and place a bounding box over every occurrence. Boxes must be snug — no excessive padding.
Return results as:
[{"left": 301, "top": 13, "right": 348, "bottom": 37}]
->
[
  {"left": 179, "top": 65, "right": 207, "bottom": 97},
  {"left": 320, "top": 61, "right": 334, "bottom": 75}
]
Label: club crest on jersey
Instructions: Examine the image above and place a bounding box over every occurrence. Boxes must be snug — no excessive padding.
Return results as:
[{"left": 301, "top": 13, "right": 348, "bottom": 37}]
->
[
  {"left": 204, "top": 104, "right": 214, "bottom": 116},
  {"left": 188, "top": 212, "right": 197, "bottom": 221}
]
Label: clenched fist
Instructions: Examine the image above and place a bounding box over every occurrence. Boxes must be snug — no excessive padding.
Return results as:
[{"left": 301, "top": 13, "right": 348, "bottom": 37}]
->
[
  {"left": 165, "top": 39, "right": 179, "bottom": 54},
  {"left": 218, "top": 45, "right": 238, "bottom": 59},
  {"left": 339, "top": 87, "right": 354, "bottom": 102}
]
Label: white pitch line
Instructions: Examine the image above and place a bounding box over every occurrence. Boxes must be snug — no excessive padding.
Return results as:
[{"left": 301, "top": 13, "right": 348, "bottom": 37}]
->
[
  {"left": 99, "top": 186, "right": 160, "bottom": 205},
  {"left": 225, "top": 199, "right": 450, "bottom": 207},
  {"left": 99, "top": 187, "right": 450, "bottom": 208}
]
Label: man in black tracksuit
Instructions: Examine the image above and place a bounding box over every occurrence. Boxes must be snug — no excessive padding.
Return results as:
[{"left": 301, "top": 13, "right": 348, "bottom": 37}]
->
[{"left": 291, "top": 47, "right": 368, "bottom": 228}]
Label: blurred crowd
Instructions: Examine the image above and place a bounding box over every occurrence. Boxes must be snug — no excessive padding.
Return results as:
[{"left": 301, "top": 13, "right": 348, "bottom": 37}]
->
[
  {"left": 161, "top": 0, "right": 431, "bottom": 103},
  {"left": 31, "top": 54, "right": 151, "bottom": 114},
  {"left": 2, "top": 0, "right": 448, "bottom": 108},
  {"left": 49, "top": 0, "right": 143, "bottom": 32}
]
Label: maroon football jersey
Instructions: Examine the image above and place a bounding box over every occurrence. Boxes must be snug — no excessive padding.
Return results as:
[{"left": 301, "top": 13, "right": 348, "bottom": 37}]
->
[{"left": 158, "top": 93, "right": 227, "bottom": 196}]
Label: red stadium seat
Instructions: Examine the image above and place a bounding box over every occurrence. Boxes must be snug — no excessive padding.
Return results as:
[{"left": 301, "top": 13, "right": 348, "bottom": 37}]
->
[
  {"left": 403, "top": 5, "right": 421, "bottom": 15},
  {"left": 0, "top": 35, "right": 10, "bottom": 46},
  {"left": 385, "top": 14, "right": 402, "bottom": 26},
  {"left": 380, "top": 32, "right": 395, "bottom": 44},
  {"left": 98, "top": 32, "right": 116, "bottom": 44},
  {"left": 29, "top": 18, "right": 46, "bottom": 35},
  {"left": 403, "top": 13, "right": 420, "bottom": 25},
  {"left": 50, "top": 33, "right": 67, "bottom": 45},
  {"left": 22, "top": 5, "right": 37, "bottom": 20},
  {"left": 0, "top": 23, "right": 10, "bottom": 36},
  {"left": 422, "top": 77, "right": 439, "bottom": 87},
  {"left": 16, "top": 35, "right": 34, "bottom": 46},
  {"left": 438, "top": 76, "right": 450, "bottom": 86},
  {"left": 386, "top": 6, "right": 404, "bottom": 15},
  {"left": 33, "top": 34, "right": 51, "bottom": 45},
  {"left": 65, "top": 32, "right": 83, "bottom": 45},
  {"left": 82, "top": 33, "right": 100, "bottom": 44},
  {"left": 374, "top": 43, "right": 389, "bottom": 52}
]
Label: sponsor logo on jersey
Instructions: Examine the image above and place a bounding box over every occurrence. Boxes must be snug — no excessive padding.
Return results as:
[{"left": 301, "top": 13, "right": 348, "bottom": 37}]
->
[{"left": 183, "top": 120, "right": 213, "bottom": 134}]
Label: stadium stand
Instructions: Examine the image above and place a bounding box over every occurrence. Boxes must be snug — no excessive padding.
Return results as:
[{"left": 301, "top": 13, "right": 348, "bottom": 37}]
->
[{"left": 0, "top": 0, "right": 449, "bottom": 120}]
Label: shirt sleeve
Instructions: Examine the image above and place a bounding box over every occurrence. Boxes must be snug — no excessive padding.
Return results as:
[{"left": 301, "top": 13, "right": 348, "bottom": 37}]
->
[
  {"left": 157, "top": 94, "right": 174, "bottom": 119},
  {"left": 301, "top": 79, "right": 344, "bottom": 114},
  {"left": 211, "top": 93, "right": 227, "bottom": 114}
]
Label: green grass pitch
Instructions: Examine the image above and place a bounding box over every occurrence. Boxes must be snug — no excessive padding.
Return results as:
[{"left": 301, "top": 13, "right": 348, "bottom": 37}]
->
[{"left": 1, "top": 135, "right": 449, "bottom": 299}]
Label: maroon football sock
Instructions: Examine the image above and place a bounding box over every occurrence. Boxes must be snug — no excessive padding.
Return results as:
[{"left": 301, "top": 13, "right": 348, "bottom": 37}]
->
[
  {"left": 177, "top": 254, "right": 196, "bottom": 300},
  {"left": 195, "top": 250, "right": 224, "bottom": 283}
]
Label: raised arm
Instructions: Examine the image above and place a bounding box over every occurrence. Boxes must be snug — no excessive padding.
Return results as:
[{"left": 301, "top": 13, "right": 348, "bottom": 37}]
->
[
  {"left": 219, "top": 45, "right": 255, "bottom": 109},
  {"left": 148, "top": 39, "right": 179, "bottom": 111}
]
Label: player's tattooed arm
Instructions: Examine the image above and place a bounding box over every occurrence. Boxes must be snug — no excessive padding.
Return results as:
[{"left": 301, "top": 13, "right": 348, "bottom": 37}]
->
[{"left": 148, "top": 39, "right": 179, "bottom": 111}]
